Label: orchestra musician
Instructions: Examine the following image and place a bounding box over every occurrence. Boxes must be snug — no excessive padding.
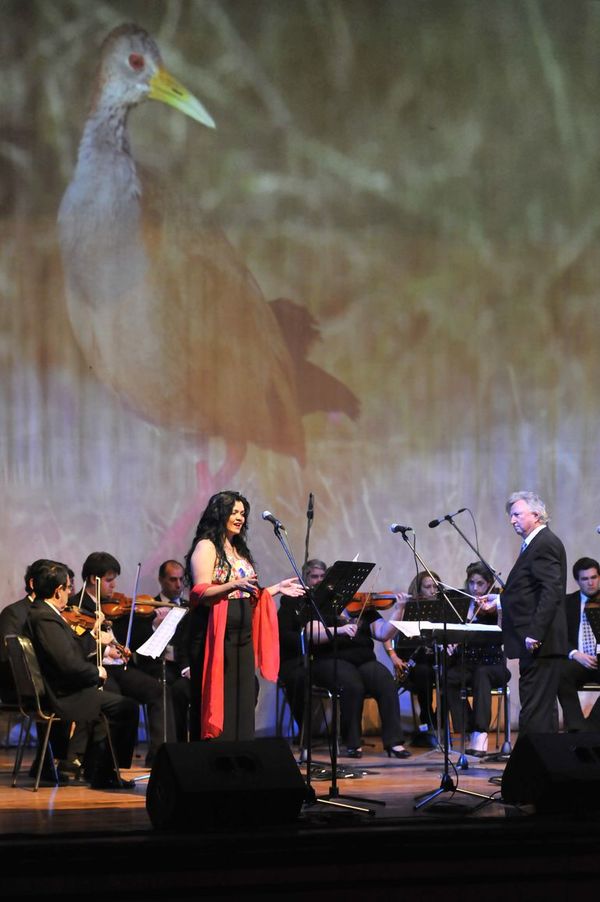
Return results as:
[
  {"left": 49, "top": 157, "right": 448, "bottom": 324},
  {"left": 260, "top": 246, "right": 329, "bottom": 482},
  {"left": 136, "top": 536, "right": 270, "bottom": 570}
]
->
[
  {"left": 24, "top": 560, "right": 138, "bottom": 789},
  {"left": 501, "top": 491, "right": 567, "bottom": 735},
  {"left": 120, "top": 560, "right": 191, "bottom": 742},
  {"left": 184, "top": 491, "right": 304, "bottom": 741},
  {"left": 557, "top": 557, "right": 600, "bottom": 731},
  {"left": 278, "top": 557, "right": 410, "bottom": 758},
  {"left": 445, "top": 562, "right": 509, "bottom": 756},
  {"left": 385, "top": 570, "right": 438, "bottom": 748},
  {"left": 1, "top": 559, "right": 77, "bottom": 780},
  {"left": 77, "top": 552, "right": 176, "bottom": 766},
  {"left": 0, "top": 559, "right": 54, "bottom": 703}
]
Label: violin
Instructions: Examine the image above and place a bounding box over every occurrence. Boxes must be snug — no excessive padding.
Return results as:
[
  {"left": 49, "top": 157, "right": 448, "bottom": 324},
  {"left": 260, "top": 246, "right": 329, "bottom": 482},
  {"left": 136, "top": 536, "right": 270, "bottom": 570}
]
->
[
  {"left": 100, "top": 591, "right": 178, "bottom": 618},
  {"left": 62, "top": 605, "right": 131, "bottom": 660},
  {"left": 343, "top": 592, "right": 399, "bottom": 618}
]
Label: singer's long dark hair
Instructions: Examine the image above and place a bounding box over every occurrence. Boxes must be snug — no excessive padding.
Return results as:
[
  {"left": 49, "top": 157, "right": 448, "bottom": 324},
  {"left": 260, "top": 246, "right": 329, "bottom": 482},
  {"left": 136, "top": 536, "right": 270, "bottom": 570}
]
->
[{"left": 184, "top": 491, "right": 255, "bottom": 585}]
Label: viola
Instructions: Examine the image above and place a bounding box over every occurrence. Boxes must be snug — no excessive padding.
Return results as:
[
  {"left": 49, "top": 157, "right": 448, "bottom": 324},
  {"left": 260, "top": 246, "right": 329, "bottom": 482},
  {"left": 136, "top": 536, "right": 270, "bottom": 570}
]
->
[
  {"left": 343, "top": 592, "right": 398, "bottom": 617},
  {"left": 62, "top": 606, "right": 131, "bottom": 660},
  {"left": 62, "top": 605, "right": 98, "bottom": 631}
]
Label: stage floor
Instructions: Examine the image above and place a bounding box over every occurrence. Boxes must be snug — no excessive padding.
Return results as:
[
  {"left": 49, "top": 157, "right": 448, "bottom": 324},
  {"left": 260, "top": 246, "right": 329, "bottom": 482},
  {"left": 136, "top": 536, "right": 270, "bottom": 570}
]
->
[{"left": 1, "top": 736, "right": 600, "bottom": 900}]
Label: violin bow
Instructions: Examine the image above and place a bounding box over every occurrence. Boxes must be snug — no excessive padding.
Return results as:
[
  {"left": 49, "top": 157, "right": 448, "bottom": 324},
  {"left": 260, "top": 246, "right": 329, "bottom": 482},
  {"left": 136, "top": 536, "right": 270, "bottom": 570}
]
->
[
  {"left": 94, "top": 577, "right": 103, "bottom": 672},
  {"left": 123, "top": 562, "right": 141, "bottom": 669}
]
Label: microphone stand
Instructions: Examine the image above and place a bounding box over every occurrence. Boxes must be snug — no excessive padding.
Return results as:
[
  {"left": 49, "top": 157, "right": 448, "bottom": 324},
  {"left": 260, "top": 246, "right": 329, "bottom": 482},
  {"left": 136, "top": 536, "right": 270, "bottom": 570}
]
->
[
  {"left": 439, "top": 514, "right": 511, "bottom": 759},
  {"left": 266, "top": 520, "right": 377, "bottom": 815},
  {"left": 265, "top": 520, "right": 328, "bottom": 807},
  {"left": 393, "top": 532, "right": 496, "bottom": 810},
  {"left": 302, "top": 493, "right": 314, "bottom": 571}
]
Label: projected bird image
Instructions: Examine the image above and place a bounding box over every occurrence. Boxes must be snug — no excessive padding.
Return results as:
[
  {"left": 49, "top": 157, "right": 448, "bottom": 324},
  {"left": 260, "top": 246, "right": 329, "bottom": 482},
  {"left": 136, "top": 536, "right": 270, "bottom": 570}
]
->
[{"left": 58, "top": 23, "right": 359, "bottom": 471}]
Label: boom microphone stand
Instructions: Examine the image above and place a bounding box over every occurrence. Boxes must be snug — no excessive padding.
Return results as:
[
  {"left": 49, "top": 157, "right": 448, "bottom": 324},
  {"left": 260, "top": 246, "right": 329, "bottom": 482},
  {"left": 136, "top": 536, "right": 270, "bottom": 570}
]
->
[
  {"left": 264, "top": 515, "right": 378, "bottom": 814},
  {"left": 391, "top": 530, "right": 496, "bottom": 810},
  {"left": 435, "top": 512, "right": 510, "bottom": 759}
]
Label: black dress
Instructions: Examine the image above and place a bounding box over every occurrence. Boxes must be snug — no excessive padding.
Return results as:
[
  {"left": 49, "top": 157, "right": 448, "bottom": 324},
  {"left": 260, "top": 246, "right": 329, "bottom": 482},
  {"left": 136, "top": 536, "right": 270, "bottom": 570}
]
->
[{"left": 188, "top": 551, "right": 256, "bottom": 741}]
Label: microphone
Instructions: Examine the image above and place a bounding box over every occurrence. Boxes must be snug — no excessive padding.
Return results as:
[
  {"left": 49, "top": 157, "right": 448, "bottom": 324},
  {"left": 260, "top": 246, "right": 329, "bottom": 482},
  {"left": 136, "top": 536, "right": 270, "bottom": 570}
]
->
[
  {"left": 390, "top": 523, "right": 413, "bottom": 535},
  {"left": 262, "top": 510, "right": 285, "bottom": 530},
  {"left": 428, "top": 507, "right": 467, "bottom": 529},
  {"left": 596, "top": 525, "right": 600, "bottom": 534},
  {"left": 307, "top": 493, "right": 314, "bottom": 521}
]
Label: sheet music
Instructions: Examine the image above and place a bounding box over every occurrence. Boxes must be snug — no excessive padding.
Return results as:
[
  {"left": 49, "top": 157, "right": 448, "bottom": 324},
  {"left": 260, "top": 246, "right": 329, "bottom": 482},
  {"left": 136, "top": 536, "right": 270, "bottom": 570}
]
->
[
  {"left": 391, "top": 620, "right": 501, "bottom": 640},
  {"left": 136, "top": 607, "right": 188, "bottom": 659}
]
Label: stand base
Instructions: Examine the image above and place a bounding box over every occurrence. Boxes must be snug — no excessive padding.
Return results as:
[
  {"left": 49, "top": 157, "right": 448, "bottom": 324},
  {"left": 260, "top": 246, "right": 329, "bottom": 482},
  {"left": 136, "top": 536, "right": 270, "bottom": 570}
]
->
[{"left": 414, "top": 772, "right": 500, "bottom": 811}]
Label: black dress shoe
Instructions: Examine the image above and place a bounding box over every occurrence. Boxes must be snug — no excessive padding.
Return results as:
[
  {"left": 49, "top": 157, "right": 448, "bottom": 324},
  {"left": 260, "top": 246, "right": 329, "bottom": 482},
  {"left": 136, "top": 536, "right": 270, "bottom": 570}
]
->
[
  {"left": 36, "top": 768, "right": 69, "bottom": 785},
  {"left": 90, "top": 774, "right": 136, "bottom": 790},
  {"left": 386, "top": 746, "right": 412, "bottom": 759},
  {"left": 345, "top": 747, "right": 363, "bottom": 758},
  {"left": 411, "top": 730, "right": 437, "bottom": 748}
]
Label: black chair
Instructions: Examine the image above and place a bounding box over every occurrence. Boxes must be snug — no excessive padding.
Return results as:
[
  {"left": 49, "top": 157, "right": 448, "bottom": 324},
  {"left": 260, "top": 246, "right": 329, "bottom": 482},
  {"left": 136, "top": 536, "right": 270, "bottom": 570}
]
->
[{"left": 5, "top": 634, "right": 63, "bottom": 790}]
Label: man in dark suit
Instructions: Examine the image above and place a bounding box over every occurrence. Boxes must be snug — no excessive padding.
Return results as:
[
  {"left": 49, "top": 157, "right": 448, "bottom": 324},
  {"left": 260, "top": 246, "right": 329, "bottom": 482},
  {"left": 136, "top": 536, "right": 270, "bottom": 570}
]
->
[
  {"left": 0, "top": 559, "right": 52, "bottom": 702},
  {"left": 501, "top": 491, "right": 567, "bottom": 735},
  {"left": 77, "top": 552, "right": 176, "bottom": 765},
  {"left": 118, "top": 560, "right": 191, "bottom": 742},
  {"left": 557, "top": 557, "right": 599, "bottom": 730},
  {"left": 25, "top": 560, "right": 138, "bottom": 788}
]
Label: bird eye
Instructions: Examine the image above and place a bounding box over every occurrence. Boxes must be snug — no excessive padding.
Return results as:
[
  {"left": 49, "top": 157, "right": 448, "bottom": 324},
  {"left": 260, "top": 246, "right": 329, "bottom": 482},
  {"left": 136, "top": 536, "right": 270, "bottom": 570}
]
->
[{"left": 129, "top": 53, "right": 145, "bottom": 71}]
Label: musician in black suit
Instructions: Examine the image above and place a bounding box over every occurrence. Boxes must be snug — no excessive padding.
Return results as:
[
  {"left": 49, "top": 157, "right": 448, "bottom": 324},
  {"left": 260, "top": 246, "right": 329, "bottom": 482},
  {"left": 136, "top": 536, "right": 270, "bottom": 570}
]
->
[
  {"left": 117, "top": 560, "right": 191, "bottom": 742},
  {"left": 500, "top": 491, "right": 567, "bottom": 735},
  {"left": 0, "top": 559, "right": 53, "bottom": 702},
  {"left": 25, "top": 561, "right": 138, "bottom": 788},
  {"left": 557, "top": 557, "right": 599, "bottom": 730},
  {"left": 77, "top": 552, "right": 176, "bottom": 765}
]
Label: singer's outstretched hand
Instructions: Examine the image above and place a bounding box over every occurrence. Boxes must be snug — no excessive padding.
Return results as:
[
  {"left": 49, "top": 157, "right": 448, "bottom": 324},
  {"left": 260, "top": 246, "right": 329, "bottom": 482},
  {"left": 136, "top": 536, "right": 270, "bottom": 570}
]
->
[{"left": 269, "top": 577, "right": 305, "bottom": 597}]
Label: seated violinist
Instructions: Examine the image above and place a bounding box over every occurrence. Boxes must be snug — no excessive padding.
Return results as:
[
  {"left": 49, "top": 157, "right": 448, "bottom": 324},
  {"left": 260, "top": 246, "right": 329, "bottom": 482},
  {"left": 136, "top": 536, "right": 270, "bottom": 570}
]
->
[
  {"left": 278, "top": 558, "right": 410, "bottom": 759},
  {"left": 121, "top": 560, "right": 191, "bottom": 742},
  {"left": 445, "top": 562, "right": 508, "bottom": 757},
  {"left": 25, "top": 560, "right": 138, "bottom": 789},
  {"left": 76, "top": 552, "right": 176, "bottom": 766},
  {"left": 385, "top": 570, "right": 439, "bottom": 748}
]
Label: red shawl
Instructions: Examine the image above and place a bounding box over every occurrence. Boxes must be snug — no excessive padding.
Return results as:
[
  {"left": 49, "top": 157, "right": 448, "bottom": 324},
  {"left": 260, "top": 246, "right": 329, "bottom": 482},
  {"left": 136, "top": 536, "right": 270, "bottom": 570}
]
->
[{"left": 190, "top": 583, "right": 279, "bottom": 739}]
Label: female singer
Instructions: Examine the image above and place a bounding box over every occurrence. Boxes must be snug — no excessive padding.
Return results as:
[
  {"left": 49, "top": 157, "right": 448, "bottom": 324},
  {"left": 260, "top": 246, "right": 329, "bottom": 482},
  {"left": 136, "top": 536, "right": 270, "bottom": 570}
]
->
[{"left": 184, "top": 491, "right": 303, "bottom": 741}]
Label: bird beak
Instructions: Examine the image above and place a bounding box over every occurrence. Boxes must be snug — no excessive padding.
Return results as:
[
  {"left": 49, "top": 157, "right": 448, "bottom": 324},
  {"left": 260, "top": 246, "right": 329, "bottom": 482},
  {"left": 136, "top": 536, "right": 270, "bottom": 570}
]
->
[{"left": 148, "top": 67, "right": 216, "bottom": 129}]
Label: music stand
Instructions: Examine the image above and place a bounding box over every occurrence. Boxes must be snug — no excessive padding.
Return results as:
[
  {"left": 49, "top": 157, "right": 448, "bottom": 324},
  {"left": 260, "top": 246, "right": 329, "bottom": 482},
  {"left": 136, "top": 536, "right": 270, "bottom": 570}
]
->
[{"left": 310, "top": 560, "right": 387, "bottom": 814}]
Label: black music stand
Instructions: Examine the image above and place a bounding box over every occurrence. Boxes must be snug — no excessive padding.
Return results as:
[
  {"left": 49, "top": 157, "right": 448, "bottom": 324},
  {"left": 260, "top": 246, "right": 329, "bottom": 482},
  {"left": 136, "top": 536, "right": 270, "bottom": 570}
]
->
[
  {"left": 413, "top": 593, "right": 500, "bottom": 811},
  {"left": 400, "top": 593, "right": 469, "bottom": 748},
  {"left": 310, "top": 560, "right": 386, "bottom": 814}
]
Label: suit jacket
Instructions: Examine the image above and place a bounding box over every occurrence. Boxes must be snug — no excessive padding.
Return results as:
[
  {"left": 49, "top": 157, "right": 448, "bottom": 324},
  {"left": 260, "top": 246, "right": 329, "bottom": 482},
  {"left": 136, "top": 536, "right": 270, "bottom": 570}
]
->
[
  {"left": 565, "top": 590, "right": 583, "bottom": 652},
  {"left": 501, "top": 526, "right": 567, "bottom": 660},
  {"left": 0, "top": 595, "right": 37, "bottom": 698},
  {"left": 111, "top": 595, "right": 190, "bottom": 679},
  {"left": 25, "top": 599, "right": 101, "bottom": 718}
]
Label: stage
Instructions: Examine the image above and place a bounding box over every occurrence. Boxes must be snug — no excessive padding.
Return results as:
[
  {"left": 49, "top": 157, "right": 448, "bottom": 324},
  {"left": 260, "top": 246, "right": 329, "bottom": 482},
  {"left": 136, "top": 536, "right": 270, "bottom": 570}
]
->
[{"left": 1, "top": 736, "right": 600, "bottom": 900}]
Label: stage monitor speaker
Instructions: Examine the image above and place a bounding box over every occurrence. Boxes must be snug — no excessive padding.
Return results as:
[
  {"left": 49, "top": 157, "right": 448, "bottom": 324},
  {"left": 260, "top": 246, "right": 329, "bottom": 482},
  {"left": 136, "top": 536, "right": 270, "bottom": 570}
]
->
[
  {"left": 501, "top": 732, "right": 600, "bottom": 813},
  {"left": 146, "top": 737, "right": 307, "bottom": 831}
]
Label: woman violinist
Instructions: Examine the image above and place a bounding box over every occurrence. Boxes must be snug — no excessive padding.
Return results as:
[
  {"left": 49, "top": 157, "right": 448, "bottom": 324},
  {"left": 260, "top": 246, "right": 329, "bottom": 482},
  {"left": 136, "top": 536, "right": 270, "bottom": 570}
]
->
[
  {"left": 384, "top": 571, "right": 440, "bottom": 748},
  {"left": 184, "top": 491, "right": 303, "bottom": 741},
  {"left": 278, "top": 559, "right": 410, "bottom": 759}
]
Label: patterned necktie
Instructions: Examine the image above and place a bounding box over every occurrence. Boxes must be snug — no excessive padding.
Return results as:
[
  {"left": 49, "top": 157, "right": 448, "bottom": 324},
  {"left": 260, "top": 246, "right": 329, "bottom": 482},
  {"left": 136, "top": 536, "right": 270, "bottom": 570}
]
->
[
  {"left": 581, "top": 604, "right": 597, "bottom": 656},
  {"left": 520, "top": 540, "right": 528, "bottom": 555}
]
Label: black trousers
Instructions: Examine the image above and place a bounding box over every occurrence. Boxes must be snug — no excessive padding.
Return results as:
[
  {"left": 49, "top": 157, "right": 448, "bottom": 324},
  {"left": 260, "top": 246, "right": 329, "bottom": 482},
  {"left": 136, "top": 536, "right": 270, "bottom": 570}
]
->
[
  {"left": 104, "top": 664, "right": 175, "bottom": 755},
  {"left": 57, "top": 686, "right": 138, "bottom": 770},
  {"left": 446, "top": 661, "right": 510, "bottom": 733},
  {"left": 311, "top": 657, "right": 404, "bottom": 749},
  {"left": 558, "top": 658, "right": 597, "bottom": 730},
  {"left": 517, "top": 654, "right": 562, "bottom": 735}
]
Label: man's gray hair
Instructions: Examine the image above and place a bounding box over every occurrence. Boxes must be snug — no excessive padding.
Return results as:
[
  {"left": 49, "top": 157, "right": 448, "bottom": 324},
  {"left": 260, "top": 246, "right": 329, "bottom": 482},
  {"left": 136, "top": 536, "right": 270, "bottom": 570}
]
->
[{"left": 505, "top": 491, "right": 549, "bottom": 524}]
